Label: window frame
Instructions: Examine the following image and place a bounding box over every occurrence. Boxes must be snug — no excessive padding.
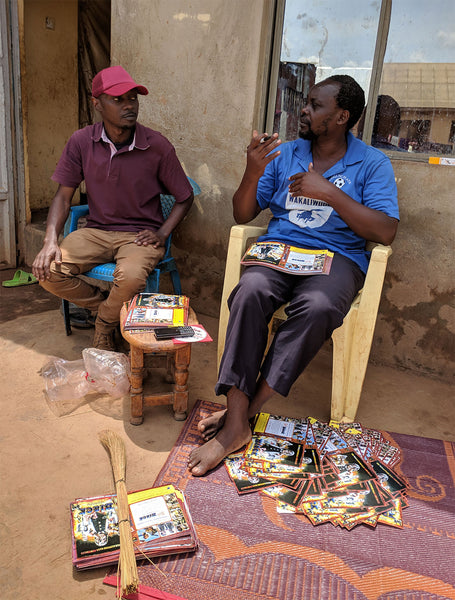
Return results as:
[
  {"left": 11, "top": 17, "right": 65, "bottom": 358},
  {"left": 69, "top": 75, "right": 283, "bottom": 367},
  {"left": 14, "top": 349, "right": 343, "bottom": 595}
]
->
[{"left": 265, "top": 0, "right": 448, "bottom": 163}]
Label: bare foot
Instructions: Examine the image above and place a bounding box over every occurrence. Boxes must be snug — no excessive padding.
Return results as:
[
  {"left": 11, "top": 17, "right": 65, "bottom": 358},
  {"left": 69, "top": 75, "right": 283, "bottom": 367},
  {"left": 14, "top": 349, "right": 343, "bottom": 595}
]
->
[
  {"left": 188, "top": 421, "right": 252, "bottom": 477},
  {"left": 197, "top": 409, "right": 227, "bottom": 441}
]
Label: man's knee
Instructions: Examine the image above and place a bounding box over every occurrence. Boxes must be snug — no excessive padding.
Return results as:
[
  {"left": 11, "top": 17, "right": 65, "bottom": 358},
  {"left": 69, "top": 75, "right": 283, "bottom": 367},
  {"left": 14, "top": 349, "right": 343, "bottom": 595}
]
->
[
  {"left": 38, "top": 278, "right": 53, "bottom": 294},
  {"left": 39, "top": 264, "right": 73, "bottom": 293},
  {"left": 113, "top": 263, "right": 149, "bottom": 291},
  {"left": 289, "top": 291, "right": 345, "bottom": 326}
]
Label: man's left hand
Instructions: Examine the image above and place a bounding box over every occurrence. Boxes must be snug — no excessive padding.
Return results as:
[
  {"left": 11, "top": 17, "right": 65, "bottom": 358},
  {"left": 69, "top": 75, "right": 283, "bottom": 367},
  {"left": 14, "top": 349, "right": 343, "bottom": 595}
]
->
[
  {"left": 134, "top": 229, "right": 166, "bottom": 248},
  {"left": 288, "top": 163, "right": 331, "bottom": 199}
]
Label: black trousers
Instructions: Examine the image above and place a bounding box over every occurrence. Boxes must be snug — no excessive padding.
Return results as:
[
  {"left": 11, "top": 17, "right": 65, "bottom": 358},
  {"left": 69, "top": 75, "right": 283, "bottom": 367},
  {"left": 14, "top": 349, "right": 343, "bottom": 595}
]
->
[{"left": 215, "top": 253, "right": 365, "bottom": 399}]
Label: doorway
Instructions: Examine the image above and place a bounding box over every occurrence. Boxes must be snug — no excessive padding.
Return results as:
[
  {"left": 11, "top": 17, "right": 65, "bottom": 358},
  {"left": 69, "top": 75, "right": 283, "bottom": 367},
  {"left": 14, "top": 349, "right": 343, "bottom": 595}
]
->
[
  {"left": 78, "top": 0, "right": 110, "bottom": 129},
  {"left": 18, "top": 0, "right": 110, "bottom": 266}
]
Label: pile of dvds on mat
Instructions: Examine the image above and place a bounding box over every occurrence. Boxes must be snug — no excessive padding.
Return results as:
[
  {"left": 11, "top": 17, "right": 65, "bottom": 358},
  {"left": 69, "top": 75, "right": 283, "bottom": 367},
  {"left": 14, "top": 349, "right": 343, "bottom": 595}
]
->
[{"left": 225, "top": 413, "right": 408, "bottom": 530}]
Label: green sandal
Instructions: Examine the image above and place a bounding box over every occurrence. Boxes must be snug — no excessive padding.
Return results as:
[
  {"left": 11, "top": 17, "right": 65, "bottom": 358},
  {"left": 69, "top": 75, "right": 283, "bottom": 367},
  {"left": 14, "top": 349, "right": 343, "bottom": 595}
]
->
[{"left": 2, "top": 270, "right": 38, "bottom": 287}]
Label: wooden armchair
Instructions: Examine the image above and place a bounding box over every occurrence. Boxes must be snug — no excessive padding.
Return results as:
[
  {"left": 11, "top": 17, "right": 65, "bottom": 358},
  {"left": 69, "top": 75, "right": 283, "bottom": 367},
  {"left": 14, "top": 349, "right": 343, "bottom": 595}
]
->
[{"left": 217, "top": 224, "right": 392, "bottom": 422}]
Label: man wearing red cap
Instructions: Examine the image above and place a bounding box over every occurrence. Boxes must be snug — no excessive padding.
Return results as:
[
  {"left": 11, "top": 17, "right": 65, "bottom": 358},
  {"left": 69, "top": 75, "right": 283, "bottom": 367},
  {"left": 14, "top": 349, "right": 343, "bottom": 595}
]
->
[{"left": 32, "top": 66, "right": 194, "bottom": 350}]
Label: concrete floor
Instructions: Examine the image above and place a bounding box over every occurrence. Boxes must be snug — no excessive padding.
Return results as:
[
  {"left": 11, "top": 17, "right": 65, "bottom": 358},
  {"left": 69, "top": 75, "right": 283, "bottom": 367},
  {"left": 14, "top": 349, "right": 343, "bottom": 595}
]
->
[{"left": 0, "top": 267, "right": 453, "bottom": 600}]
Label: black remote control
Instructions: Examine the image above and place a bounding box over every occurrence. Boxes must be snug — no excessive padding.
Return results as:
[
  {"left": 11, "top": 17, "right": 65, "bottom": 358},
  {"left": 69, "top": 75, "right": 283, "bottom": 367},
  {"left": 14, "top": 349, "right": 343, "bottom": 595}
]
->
[{"left": 153, "top": 326, "right": 195, "bottom": 340}]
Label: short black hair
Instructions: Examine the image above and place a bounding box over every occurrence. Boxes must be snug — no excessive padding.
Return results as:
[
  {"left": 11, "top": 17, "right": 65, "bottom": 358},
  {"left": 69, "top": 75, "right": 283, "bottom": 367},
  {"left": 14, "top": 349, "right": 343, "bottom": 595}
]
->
[
  {"left": 322, "top": 75, "right": 366, "bottom": 130},
  {"left": 374, "top": 94, "right": 401, "bottom": 135}
]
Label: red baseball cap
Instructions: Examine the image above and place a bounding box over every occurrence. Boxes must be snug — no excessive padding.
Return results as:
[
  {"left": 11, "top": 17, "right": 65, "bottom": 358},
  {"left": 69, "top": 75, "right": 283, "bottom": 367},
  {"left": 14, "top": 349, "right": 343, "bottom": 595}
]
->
[{"left": 91, "top": 65, "right": 149, "bottom": 98}]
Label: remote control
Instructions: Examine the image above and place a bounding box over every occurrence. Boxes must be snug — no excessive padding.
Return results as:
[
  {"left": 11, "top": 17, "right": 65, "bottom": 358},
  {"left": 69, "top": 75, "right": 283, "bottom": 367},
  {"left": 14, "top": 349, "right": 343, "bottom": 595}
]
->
[{"left": 153, "top": 325, "right": 195, "bottom": 340}]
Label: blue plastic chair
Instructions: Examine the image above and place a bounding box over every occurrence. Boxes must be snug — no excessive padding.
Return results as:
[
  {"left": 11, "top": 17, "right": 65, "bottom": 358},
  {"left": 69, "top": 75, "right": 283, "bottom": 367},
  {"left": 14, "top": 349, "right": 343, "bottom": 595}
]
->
[{"left": 62, "top": 177, "right": 201, "bottom": 335}]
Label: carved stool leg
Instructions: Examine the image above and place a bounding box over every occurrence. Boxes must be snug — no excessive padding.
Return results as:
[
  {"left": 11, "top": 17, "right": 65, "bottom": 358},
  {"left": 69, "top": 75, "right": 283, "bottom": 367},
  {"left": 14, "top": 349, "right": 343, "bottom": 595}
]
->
[
  {"left": 165, "top": 354, "right": 175, "bottom": 384},
  {"left": 172, "top": 345, "right": 191, "bottom": 421},
  {"left": 130, "top": 345, "right": 145, "bottom": 425}
]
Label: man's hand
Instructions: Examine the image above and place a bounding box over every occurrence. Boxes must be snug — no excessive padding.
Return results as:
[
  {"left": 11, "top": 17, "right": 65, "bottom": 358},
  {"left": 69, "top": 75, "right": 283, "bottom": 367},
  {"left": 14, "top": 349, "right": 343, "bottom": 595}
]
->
[
  {"left": 31, "top": 184, "right": 75, "bottom": 280},
  {"left": 233, "top": 131, "right": 281, "bottom": 224},
  {"left": 289, "top": 163, "right": 398, "bottom": 245},
  {"left": 288, "top": 163, "right": 331, "bottom": 199},
  {"left": 134, "top": 229, "right": 166, "bottom": 248},
  {"left": 245, "top": 130, "right": 281, "bottom": 179},
  {"left": 32, "top": 241, "right": 62, "bottom": 281}
]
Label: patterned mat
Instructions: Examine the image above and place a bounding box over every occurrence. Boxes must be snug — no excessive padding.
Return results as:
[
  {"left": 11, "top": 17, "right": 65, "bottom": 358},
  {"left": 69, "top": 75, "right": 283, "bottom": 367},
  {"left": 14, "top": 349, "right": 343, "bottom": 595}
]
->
[{"left": 132, "top": 400, "right": 455, "bottom": 600}]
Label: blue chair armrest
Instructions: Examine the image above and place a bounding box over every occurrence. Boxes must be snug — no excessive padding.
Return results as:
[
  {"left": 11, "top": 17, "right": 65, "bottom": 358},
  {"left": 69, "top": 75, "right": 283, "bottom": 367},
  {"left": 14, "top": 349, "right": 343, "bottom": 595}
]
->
[
  {"left": 160, "top": 177, "right": 201, "bottom": 220},
  {"left": 64, "top": 205, "right": 89, "bottom": 237},
  {"left": 187, "top": 177, "right": 201, "bottom": 196}
]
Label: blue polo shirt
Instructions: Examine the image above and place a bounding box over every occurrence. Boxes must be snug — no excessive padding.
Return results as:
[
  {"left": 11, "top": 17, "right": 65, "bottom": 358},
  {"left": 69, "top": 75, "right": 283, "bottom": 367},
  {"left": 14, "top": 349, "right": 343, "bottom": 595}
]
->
[{"left": 256, "top": 132, "right": 399, "bottom": 273}]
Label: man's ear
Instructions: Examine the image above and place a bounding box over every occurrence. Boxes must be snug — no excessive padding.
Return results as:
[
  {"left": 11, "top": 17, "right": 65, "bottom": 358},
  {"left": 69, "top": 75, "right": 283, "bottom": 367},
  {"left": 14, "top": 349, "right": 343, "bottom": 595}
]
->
[
  {"left": 338, "top": 109, "right": 350, "bottom": 126},
  {"left": 92, "top": 96, "right": 101, "bottom": 114}
]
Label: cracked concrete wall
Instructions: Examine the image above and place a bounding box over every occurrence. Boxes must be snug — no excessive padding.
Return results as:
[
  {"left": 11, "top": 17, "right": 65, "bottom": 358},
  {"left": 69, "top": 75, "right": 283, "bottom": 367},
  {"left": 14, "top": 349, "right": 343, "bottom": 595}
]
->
[
  {"left": 112, "top": 1, "right": 454, "bottom": 383},
  {"left": 373, "top": 160, "right": 454, "bottom": 380}
]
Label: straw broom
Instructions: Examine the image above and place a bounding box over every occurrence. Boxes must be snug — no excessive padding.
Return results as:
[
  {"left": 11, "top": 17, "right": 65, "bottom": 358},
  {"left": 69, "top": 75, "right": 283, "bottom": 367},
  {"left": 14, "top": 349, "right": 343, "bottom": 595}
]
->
[{"left": 98, "top": 430, "right": 139, "bottom": 596}]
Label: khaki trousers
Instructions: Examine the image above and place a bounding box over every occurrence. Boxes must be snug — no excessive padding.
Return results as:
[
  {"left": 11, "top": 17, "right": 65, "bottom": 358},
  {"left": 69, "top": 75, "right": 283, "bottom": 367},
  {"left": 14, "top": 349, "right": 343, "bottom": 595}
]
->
[{"left": 41, "top": 228, "right": 165, "bottom": 333}]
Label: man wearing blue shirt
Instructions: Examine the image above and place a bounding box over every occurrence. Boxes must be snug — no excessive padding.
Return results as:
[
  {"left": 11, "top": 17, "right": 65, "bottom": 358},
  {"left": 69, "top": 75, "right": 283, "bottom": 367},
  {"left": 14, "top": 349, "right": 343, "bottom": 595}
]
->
[{"left": 188, "top": 75, "right": 399, "bottom": 477}]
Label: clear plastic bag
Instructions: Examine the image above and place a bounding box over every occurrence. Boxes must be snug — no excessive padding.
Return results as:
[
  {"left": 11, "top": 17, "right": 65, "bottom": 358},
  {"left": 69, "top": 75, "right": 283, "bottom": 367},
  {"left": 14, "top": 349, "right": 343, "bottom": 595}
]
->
[
  {"left": 41, "top": 349, "right": 130, "bottom": 414},
  {"left": 82, "top": 348, "right": 130, "bottom": 398},
  {"left": 41, "top": 357, "right": 91, "bottom": 403}
]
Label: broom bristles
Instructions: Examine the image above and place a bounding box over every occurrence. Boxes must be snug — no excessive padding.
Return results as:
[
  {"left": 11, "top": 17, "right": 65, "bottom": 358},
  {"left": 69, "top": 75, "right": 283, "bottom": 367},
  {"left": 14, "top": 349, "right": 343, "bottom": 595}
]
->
[
  {"left": 99, "top": 429, "right": 127, "bottom": 481},
  {"left": 99, "top": 430, "right": 138, "bottom": 595}
]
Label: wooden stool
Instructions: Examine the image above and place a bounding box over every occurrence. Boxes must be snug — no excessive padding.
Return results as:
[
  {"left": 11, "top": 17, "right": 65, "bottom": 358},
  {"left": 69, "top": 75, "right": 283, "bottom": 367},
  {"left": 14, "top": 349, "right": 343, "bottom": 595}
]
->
[{"left": 120, "top": 305, "right": 198, "bottom": 425}]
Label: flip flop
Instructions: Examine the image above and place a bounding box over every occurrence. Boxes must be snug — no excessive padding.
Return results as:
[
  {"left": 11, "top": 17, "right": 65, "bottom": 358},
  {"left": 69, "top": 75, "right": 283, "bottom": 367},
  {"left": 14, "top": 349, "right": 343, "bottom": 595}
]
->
[{"left": 2, "top": 269, "right": 38, "bottom": 287}]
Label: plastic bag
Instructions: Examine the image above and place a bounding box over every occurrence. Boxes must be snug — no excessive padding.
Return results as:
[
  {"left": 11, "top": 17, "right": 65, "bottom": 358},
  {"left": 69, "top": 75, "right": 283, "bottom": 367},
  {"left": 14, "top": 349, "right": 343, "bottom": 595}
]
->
[
  {"left": 82, "top": 348, "right": 130, "bottom": 398},
  {"left": 41, "top": 357, "right": 91, "bottom": 403},
  {"left": 41, "top": 349, "right": 130, "bottom": 411}
]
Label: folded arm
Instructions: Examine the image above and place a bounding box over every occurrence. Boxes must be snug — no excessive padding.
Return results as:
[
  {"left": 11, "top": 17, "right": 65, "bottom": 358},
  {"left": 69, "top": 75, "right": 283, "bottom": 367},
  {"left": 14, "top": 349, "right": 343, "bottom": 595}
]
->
[
  {"left": 288, "top": 164, "right": 398, "bottom": 245},
  {"left": 134, "top": 192, "right": 194, "bottom": 247}
]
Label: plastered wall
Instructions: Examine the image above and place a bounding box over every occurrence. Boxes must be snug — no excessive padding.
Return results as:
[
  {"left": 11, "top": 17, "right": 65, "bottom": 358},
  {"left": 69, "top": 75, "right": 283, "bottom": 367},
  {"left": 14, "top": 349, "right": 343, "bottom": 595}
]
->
[
  {"left": 373, "top": 160, "right": 454, "bottom": 378},
  {"left": 23, "top": 0, "right": 78, "bottom": 211},
  {"left": 110, "top": 0, "right": 273, "bottom": 312}
]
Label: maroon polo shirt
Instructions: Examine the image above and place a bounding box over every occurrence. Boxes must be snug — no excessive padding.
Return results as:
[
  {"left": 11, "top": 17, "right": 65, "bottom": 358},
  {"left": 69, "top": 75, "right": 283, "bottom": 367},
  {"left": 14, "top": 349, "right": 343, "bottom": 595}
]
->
[{"left": 52, "top": 121, "right": 193, "bottom": 232}]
